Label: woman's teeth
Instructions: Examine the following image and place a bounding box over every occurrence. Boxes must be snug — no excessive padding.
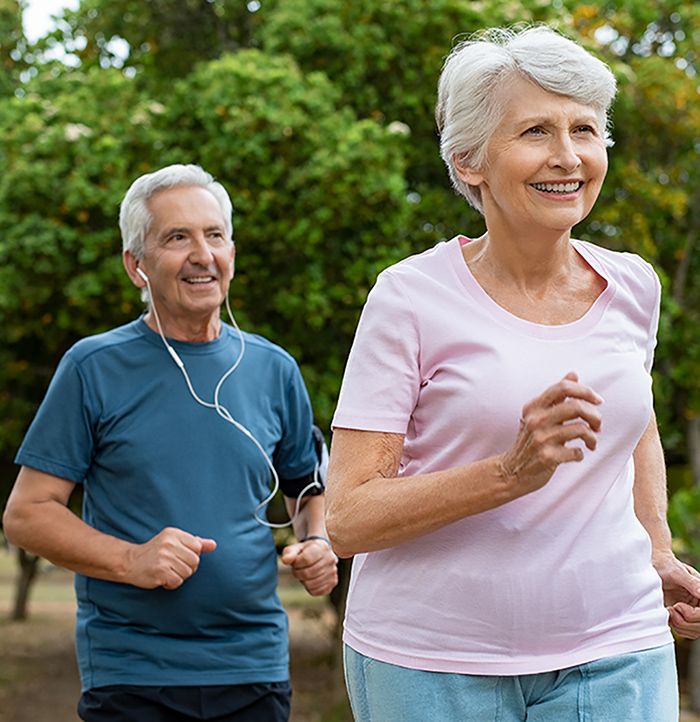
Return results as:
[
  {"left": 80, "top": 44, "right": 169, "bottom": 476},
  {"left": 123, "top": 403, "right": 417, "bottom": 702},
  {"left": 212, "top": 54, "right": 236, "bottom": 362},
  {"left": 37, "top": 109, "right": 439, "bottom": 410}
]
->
[{"left": 531, "top": 181, "right": 582, "bottom": 194}]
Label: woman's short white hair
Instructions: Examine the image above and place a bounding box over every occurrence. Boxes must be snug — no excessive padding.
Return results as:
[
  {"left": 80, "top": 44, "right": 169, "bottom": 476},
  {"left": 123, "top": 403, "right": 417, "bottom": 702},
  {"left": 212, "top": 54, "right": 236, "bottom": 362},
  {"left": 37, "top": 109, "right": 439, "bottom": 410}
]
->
[
  {"left": 436, "top": 25, "right": 617, "bottom": 214},
  {"left": 119, "top": 163, "right": 233, "bottom": 260}
]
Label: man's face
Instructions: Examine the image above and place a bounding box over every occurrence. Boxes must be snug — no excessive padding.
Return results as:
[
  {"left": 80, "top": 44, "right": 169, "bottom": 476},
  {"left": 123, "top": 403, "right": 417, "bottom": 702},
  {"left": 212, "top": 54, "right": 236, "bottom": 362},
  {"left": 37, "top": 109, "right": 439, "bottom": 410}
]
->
[{"left": 135, "top": 185, "right": 235, "bottom": 339}]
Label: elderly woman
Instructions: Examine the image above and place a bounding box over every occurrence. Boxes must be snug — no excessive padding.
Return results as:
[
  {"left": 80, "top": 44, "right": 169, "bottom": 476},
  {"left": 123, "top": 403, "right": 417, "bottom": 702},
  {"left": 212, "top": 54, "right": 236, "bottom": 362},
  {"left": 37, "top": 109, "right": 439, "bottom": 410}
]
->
[{"left": 326, "top": 26, "right": 700, "bottom": 721}]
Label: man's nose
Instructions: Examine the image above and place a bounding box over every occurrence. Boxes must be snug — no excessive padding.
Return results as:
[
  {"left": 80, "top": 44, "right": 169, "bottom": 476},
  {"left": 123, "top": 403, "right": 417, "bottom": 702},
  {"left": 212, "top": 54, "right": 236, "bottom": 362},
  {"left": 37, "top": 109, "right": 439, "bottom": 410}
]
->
[{"left": 188, "top": 235, "right": 216, "bottom": 265}]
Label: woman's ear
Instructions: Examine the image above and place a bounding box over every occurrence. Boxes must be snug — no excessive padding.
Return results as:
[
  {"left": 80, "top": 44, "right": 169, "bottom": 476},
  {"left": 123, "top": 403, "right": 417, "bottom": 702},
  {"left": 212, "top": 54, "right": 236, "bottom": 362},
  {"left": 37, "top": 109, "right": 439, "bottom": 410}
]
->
[{"left": 453, "top": 154, "right": 484, "bottom": 187}]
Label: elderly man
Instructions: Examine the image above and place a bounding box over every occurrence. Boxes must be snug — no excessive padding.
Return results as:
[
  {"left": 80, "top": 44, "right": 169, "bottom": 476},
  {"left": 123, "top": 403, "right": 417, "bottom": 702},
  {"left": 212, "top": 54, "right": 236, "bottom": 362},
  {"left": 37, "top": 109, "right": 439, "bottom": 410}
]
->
[{"left": 3, "top": 164, "right": 338, "bottom": 722}]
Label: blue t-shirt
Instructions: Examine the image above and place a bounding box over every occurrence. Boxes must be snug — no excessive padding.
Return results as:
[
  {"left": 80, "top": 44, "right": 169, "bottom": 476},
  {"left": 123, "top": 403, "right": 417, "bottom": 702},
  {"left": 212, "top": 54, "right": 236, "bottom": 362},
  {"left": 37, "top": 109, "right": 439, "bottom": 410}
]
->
[{"left": 15, "top": 318, "right": 317, "bottom": 691}]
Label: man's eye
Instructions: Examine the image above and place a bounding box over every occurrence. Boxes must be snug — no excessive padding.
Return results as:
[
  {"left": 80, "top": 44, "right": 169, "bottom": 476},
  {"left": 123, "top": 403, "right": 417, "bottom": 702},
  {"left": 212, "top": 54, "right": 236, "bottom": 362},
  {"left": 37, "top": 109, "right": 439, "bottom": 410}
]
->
[{"left": 164, "top": 234, "right": 188, "bottom": 246}]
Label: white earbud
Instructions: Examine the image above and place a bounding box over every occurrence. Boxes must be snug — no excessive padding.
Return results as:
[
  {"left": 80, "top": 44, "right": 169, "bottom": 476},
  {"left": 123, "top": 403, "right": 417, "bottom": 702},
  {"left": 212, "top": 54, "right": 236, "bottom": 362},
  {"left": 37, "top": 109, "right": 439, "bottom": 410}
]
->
[{"left": 136, "top": 267, "right": 149, "bottom": 282}]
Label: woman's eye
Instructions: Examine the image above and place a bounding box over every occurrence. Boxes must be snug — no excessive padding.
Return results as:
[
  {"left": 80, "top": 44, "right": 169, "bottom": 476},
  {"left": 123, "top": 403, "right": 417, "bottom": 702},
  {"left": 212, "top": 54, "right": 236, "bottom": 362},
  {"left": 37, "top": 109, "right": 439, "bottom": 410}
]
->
[{"left": 524, "top": 126, "right": 544, "bottom": 136}]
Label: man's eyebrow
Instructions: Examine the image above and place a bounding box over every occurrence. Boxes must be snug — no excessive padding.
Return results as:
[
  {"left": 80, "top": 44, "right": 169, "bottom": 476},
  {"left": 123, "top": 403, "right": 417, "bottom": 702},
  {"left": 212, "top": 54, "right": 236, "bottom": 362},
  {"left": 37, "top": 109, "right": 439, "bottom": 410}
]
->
[
  {"left": 164, "top": 226, "right": 188, "bottom": 234},
  {"left": 158, "top": 224, "right": 226, "bottom": 239}
]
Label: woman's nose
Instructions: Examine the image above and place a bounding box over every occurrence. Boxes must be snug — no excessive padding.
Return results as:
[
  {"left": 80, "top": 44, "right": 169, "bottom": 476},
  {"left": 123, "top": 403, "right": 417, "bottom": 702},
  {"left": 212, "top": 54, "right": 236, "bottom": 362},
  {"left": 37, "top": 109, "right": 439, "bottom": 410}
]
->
[{"left": 548, "top": 133, "right": 581, "bottom": 172}]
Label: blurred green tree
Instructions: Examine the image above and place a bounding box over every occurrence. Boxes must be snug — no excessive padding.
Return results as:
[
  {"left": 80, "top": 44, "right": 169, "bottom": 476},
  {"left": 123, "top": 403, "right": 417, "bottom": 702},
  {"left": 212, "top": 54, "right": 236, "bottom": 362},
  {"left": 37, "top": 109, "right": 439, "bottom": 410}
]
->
[
  {"left": 156, "top": 49, "right": 411, "bottom": 422},
  {"left": 566, "top": 1, "right": 700, "bottom": 487},
  {"left": 35, "top": 0, "right": 260, "bottom": 78},
  {"left": 0, "top": 44, "right": 409, "bottom": 508},
  {"left": 0, "top": 67, "right": 154, "bottom": 455},
  {"left": 0, "top": 0, "right": 29, "bottom": 96}
]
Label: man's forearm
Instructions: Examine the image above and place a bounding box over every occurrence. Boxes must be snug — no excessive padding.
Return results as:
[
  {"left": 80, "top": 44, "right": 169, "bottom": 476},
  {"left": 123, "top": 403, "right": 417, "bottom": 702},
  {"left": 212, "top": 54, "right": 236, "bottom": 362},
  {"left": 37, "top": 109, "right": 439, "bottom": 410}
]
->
[
  {"left": 286, "top": 493, "right": 329, "bottom": 543},
  {"left": 4, "top": 474, "right": 136, "bottom": 582}
]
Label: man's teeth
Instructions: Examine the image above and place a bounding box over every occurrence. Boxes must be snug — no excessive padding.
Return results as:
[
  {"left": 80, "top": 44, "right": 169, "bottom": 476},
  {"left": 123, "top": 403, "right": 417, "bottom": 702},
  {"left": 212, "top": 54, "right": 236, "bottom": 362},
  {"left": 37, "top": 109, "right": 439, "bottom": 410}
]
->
[
  {"left": 184, "top": 276, "right": 215, "bottom": 284},
  {"left": 531, "top": 182, "right": 581, "bottom": 193}
]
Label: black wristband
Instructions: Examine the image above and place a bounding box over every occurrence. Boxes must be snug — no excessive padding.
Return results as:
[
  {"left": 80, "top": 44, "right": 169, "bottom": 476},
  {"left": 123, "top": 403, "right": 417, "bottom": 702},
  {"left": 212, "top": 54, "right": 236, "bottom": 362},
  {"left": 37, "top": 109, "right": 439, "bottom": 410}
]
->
[{"left": 300, "top": 535, "right": 332, "bottom": 549}]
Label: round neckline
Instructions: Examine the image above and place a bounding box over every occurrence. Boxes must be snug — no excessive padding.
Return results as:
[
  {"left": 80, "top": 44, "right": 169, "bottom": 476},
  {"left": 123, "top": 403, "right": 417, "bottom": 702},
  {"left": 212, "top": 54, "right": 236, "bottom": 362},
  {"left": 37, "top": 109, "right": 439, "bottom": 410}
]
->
[
  {"left": 447, "top": 236, "right": 616, "bottom": 339},
  {"left": 137, "top": 316, "right": 232, "bottom": 354}
]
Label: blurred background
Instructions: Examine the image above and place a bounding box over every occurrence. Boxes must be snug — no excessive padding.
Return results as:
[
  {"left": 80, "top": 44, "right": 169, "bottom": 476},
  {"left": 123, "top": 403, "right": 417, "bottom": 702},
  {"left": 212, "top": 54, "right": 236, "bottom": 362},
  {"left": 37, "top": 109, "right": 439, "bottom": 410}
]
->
[{"left": 0, "top": 0, "right": 699, "bottom": 719}]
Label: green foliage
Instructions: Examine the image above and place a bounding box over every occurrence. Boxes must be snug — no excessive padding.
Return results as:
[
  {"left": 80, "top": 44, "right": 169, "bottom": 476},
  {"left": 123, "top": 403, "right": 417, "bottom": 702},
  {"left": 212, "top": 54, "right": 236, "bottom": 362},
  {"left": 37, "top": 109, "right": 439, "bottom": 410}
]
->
[
  {"left": 570, "top": 4, "right": 700, "bottom": 461},
  {"left": 0, "top": 44, "right": 409, "bottom": 476},
  {"left": 259, "top": 0, "right": 575, "bottom": 249},
  {"left": 154, "top": 49, "right": 410, "bottom": 422},
  {"left": 0, "top": 0, "right": 29, "bottom": 97},
  {"left": 0, "top": 68, "right": 158, "bottom": 463},
  {"left": 669, "top": 481, "right": 700, "bottom": 567},
  {"left": 1, "top": 0, "right": 700, "bottom": 533},
  {"left": 42, "top": 0, "right": 260, "bottom": 78}
]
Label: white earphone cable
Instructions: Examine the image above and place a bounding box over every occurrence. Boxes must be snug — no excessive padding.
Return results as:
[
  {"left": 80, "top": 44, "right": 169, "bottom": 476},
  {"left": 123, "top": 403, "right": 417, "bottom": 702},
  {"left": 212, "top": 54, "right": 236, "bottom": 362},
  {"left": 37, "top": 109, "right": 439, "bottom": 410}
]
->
[{"left": 140, "top": 273, "right": 320, "bottom": 528}]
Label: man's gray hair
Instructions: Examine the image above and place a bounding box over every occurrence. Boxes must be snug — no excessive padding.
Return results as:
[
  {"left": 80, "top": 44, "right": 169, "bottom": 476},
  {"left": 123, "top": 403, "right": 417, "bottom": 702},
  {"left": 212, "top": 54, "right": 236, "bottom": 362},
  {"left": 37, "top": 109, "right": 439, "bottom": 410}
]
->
[
  {"left": 436, "top": 25, "right": 617, "bottom": 214},
  {"left": 119, "top": 164, "right": 233, "bottom": 260}
]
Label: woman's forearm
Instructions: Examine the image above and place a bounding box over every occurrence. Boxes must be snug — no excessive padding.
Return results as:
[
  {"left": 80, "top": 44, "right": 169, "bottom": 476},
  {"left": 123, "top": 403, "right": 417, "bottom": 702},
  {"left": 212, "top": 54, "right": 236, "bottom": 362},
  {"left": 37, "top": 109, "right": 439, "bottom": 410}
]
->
[
  {"left": 632, "top": 412, "right": 674, "bottom": 563},
  {"left": 325, "top": 429, "right": 514, "bottom": 557},
  {"left": 326, "top": 375, "right": 605, "bottom": 558}
]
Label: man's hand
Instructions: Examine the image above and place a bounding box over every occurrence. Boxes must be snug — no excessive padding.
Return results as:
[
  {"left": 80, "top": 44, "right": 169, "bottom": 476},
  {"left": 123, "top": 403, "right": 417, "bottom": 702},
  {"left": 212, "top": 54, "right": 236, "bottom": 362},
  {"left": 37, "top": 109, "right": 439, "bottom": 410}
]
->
[
  {"left": 281, "top": 538, "right": 338, "bottom": 597},
  {"left": 654, "top": 554, "right": 700, "bottom": 639},
  {"left": 124, "top": 527, "right": 217, "bottom": 590}
]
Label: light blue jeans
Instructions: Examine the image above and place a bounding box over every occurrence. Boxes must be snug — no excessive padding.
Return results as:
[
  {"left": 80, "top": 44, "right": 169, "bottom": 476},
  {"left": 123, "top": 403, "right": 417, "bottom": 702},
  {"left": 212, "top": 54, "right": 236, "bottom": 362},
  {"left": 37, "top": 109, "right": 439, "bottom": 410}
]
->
[{"left": 344, "top": 643, "right": 678, "bottom": 721}]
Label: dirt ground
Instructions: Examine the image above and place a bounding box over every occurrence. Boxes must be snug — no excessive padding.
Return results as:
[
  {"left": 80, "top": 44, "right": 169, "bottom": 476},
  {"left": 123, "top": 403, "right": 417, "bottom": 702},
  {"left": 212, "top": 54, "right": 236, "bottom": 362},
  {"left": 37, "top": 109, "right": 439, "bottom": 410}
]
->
[
  {"left": 0, "top": 559, "right": 351, "bottom": 722},
  {"left": 2, "top": 556, "right": 700, "bottom": 722}
]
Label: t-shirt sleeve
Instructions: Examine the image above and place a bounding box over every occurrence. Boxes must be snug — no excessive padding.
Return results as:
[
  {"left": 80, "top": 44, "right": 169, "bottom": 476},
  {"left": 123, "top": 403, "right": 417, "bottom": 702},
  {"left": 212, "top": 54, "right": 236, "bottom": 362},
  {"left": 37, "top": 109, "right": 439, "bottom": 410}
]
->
[
  {"left": 15, "top": 352, "right": 95, "bottom": 483},
  {"left": 274, "top": 360, "right": 318, "bottom": 496},
  {"left": 332, "top": 270, "right": 420, "bottom": 434}
]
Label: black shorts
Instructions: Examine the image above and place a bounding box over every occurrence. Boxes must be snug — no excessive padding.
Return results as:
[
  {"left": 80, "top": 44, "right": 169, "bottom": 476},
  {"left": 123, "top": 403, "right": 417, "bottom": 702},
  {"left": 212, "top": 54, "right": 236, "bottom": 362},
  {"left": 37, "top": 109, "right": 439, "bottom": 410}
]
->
[{"left": 78, "top": 681, "right": 292, "bottom": 722}]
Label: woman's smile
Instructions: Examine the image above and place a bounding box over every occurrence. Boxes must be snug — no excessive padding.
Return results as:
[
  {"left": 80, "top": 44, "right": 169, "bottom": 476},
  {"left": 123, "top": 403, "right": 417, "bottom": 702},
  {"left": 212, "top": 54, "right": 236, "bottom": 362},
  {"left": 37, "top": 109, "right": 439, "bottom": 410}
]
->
[{"left": 457, "top": 76, "right": 608, "bottom": 237}]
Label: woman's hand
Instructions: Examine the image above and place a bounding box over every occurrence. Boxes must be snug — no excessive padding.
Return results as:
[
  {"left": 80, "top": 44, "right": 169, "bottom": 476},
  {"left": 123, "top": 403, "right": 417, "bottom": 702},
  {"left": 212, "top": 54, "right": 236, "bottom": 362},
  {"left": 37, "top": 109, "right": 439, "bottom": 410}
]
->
[
  {"left": 327, "top": 372, "right": 604, "bottom": 557},
  {"left": 498, "top": 371, "right": 604, "bottom": 499}
]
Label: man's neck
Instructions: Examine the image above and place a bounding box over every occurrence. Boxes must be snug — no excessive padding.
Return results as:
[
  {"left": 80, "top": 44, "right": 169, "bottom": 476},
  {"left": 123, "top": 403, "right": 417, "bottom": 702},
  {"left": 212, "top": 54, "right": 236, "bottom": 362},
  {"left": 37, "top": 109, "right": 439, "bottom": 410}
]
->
[{"left": 143, "top": 309, "right": 222, "bottom": 343}]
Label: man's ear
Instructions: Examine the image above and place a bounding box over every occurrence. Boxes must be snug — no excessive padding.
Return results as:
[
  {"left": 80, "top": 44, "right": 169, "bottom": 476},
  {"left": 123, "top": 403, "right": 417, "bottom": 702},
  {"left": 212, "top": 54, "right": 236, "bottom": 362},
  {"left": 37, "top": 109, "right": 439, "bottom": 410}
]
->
[
  {"left": 453, "top": 154, "right": 484, "bottom": 187},
  {"left": 123, "top": 250, "right": 147, "bottom": 289}
]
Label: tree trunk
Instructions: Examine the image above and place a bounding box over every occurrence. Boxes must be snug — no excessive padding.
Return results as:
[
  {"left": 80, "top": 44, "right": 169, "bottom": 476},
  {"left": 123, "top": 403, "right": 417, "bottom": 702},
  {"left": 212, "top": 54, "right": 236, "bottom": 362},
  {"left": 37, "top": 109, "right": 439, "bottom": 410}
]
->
[
  {"left": 11, "top": 548, "right": 40, "bottom": 621},
  {"left": 683, "top": 415, "right": 700, "bottom": 712},
  {"left": 689, "top": 414, "right": 700, "bottom": 489},
  {"left": 671, "top": 225, "right": 696, "bottom": 306},
  {"left": 329, "top": 558, "right": 352, "bottom": 700},
  {"left": 688, "top": 639, "right": 700, "bottom": 712}
]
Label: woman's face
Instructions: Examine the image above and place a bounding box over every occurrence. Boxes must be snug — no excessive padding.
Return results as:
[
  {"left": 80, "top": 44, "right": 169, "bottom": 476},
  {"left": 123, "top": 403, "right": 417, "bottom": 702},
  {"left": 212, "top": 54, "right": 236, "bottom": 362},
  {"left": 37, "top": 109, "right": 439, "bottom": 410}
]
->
[{"left": 457, "top": 76, "right": 609, "bottom": 237}]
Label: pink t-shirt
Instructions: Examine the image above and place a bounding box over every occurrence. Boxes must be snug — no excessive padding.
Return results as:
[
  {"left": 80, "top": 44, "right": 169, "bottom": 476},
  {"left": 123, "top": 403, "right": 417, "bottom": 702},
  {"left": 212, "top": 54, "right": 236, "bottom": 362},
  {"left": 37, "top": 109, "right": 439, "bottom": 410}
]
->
[{"left": 332, "top": 236, "right": 672, "bottom": 675}]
